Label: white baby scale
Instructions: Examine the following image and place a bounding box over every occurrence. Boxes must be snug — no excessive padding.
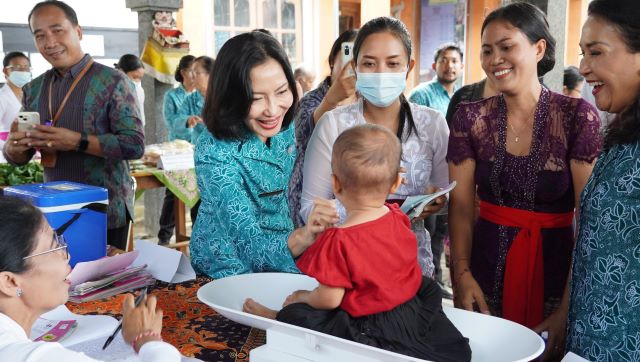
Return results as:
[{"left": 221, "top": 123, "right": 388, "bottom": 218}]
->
[{"left": 198, "top": 273, "right": 544, "bottom": 362}]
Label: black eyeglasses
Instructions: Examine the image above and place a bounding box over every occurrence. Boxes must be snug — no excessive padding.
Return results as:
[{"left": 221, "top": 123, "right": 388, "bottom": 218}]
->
[{"left": 23, "top": 233, "right": 69, "bottom": 260}]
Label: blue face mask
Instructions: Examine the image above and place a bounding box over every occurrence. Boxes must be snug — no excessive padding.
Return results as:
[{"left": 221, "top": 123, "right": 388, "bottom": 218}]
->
[
  {"left": 8, "top": 71, "right": 32, "bottom": 88},
  {"left": 355, "top": 71, "right": 407, "bottom": 107}
]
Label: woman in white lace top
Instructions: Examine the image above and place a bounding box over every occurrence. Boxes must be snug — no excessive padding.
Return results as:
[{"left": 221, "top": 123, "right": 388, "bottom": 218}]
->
[{"left": 299, "top": 16, "right": 450, "bottom": 277}]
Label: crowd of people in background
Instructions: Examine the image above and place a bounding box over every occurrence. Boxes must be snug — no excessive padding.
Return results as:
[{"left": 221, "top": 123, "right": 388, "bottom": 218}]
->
[{"left": 0, "top": 0, "right": 638, "bottom": 361}]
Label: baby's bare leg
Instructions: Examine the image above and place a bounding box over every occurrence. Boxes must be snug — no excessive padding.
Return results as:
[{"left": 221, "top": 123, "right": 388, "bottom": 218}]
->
[{"left": 243, "top": 298, "right": 278, "bottom": 319}]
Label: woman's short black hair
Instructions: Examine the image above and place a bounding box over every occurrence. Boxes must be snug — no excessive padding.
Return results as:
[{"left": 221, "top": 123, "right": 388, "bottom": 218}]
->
[
  {"left": 28, "top": 0, "right": 78, "bottom": 31},
  {"left": 0, "top": 197, "right": 43, "bottom": 274},
  {"left": 588, "top": 0, "right": 640, "bottom": 148},
  {"left": 2, "top": 52, "right": 29, "bottom": 68},
  {"left": 328, "top": 29, "right": 358, "bottom": 70},
  {"left": 175, "top": 55, "right": 196, "bottom": 83},
  {"left": 194, "top": 55, "right": 215, "bottom": 74},
  {"left": 563, "top": 66, "right": 584, "bottom": 91},
  {"left": 482, "top": 2, "right": 556, "bottom": 77},
  {"left": 115, "top": 54, "right": 143, "bottom": 73},
  {"left": 202, "top": 31, "right": 298, "bottom": 141}
]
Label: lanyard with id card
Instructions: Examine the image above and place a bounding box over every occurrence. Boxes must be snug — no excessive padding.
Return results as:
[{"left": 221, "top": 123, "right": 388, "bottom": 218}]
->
[{"left": 40, "top": 59, "right": 94, "bottom": 168}]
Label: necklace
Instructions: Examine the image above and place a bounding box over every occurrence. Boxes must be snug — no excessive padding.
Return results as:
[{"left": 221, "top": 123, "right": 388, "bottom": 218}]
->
[{"left": 507, "top": 120, "right": 530, "bottom": 143}]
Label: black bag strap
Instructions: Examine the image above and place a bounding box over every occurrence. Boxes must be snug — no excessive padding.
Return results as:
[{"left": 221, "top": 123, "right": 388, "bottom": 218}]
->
[{"left": 55, "top": 202, "right": 107, "bottom": 235}]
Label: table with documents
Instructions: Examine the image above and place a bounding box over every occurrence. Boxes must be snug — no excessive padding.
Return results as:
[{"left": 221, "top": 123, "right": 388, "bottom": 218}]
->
[{"left": 67, "top": 276, "right": 265, "bottom": 361}]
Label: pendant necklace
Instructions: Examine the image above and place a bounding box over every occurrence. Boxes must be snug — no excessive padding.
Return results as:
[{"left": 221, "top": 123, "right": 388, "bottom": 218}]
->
[{"left": 507, "top": 120, "right": 529, "bottom": 143}]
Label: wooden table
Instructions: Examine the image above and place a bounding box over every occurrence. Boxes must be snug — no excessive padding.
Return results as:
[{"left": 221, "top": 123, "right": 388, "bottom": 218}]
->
[{"left": 131, "top": 171, "right": 190, "bottom": 253}]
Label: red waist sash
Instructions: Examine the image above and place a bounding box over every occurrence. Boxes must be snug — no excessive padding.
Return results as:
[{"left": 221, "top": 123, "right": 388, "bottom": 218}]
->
[{"left": 479, "top": 201, "right": 573, "bottom": 328}]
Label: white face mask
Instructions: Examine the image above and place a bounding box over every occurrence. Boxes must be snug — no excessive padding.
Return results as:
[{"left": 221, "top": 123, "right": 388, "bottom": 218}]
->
[{"left": 8, "top": 71, "right": 32, "bottom": 88}]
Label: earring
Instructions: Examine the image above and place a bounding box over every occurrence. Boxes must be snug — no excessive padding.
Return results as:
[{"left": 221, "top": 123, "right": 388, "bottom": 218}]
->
[{"left": 16, "top": 288, "right": 23, "bottom": 297}]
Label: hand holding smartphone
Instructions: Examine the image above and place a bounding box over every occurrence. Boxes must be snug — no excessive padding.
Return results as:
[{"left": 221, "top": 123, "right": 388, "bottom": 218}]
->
[
  {"left": 341, "top": 42, "right": 354, "bottom": 76},
  {"left": 17, "top": 112, "right": 40, "bottom": 132}
]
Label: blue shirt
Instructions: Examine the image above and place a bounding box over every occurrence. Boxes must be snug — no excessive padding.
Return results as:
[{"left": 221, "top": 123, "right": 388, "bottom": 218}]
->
[
  {"left": 163, "top": 85, "right": 194, "bottom": 142},
  {"left": 182, "top": 91, "right": 206, "bottom": 144},
  {"left": 409, "top": 79, "right": 456, "bottom": 116},
  {"left": 189, "top": 124, "right": 299, "bottom": 279}
]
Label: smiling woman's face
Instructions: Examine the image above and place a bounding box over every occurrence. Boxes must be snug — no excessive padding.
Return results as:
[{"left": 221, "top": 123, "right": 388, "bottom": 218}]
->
[
  {"left": 245, "top": 57, "right": 293, "bottom": 143},
  {"left": 480, "top": 20, "right": 544, "bottom": 95},
  {"left": 579, "top": 16, "right": 640, "bottom": 114}
]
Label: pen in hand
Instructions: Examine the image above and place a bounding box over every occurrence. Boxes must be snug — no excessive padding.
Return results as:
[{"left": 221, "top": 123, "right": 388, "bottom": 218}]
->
[{"left": 102, "top": 287, "right": 148, "bottom": 350}]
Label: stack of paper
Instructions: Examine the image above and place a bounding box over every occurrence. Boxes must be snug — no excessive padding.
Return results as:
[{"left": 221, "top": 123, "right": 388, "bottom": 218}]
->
[{"left": 67, "top": 251, "right": 154, "bottom": 303}]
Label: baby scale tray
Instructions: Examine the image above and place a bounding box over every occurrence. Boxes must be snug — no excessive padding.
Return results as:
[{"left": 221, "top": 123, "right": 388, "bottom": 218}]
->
[{"left": 197, "top": 273, "right": 544, "bottom": 362}]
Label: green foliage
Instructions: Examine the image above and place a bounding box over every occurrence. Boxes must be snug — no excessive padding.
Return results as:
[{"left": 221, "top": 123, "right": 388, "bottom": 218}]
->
[{"left": 0, "top": 162, "right": 44, "bottom": 185}]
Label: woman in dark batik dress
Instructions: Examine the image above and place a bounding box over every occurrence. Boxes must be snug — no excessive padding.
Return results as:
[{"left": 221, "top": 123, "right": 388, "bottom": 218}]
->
[{"left": 447, "top": 3, "right": 601, "bottom": 359}]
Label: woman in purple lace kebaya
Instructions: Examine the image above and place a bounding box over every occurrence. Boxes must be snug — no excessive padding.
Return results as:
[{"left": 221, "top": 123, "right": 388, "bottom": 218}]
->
[{"left": 447, "top": 3, "right": 601, "bottom": 360}]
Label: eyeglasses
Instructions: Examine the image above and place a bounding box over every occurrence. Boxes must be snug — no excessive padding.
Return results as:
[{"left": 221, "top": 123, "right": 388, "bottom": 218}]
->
[
  {"left": 23, "top": 233, "right": 69, "bottom": 260},
  {"left": 6, "top": 65, "right": 32, "bottom": 72}
]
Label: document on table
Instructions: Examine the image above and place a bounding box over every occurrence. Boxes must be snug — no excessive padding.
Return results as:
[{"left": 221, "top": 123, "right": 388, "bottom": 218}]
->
[
  {"left": 33, "top": 305, "right": 203, "bottom": 362},
  {"left": 33, "top": 305, "right": 118, "bottom": 347},
  {"left": 67, "top": 251, "right": 140, "bottom": 286},
  {"left": 132, "top": 239, "right": 196, "bottom": 283}
]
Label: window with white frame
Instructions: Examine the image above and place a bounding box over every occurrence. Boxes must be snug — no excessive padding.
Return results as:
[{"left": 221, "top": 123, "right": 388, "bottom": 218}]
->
[{"left": 213, "top": 0, "right": 302, "bottom": 65}]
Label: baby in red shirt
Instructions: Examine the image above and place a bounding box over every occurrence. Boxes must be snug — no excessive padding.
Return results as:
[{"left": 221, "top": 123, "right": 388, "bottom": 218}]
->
[{"left": 244, "top": 124, "right": 470, "bottom": 361}]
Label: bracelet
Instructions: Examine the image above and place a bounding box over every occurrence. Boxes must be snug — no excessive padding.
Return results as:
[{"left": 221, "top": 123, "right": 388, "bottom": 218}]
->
[
  {"left": 453, "top": 258, "right": 470, "bottom": 267},
  {"left": 132, "top": 330, "right": 162, "bottom": 353},
  {"left": 454, "top": 268, "right": 470, "bottom": 283}
]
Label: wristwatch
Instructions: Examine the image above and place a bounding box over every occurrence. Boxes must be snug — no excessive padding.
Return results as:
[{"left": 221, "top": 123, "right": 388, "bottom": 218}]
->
[{"left": 76, "top": 132, "right": 89, "bottom": 152}]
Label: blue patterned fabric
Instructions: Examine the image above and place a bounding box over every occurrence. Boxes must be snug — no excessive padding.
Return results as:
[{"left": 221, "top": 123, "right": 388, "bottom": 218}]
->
[
  {"left": 409, "top": 79, "right": 456, "bottom": 116},
  {"left": 163, "top": 85, "right": 193, "bottom": 142},
  {"left": 567, "top": 142, "right": 640, "bottom": 361},
  {"left": 189, "top": 124, "right": 299, "bottom": 279}
]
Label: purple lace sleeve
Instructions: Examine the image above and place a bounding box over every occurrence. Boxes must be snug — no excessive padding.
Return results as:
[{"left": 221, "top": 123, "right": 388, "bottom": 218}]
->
[
  {"left": 447, "top": 101, "right": 477, "bottom": 164},
  {"left": 569, "top": 99, "right": 602, "bottom": 163}
]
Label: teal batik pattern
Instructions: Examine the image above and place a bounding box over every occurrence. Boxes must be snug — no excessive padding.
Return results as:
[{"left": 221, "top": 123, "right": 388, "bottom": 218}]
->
[
  {"left": 189, "top": 124, "right": 299, "bottom": 279},
  {"left": 567, "top": 142, "right": 640, "bottom": 362}
]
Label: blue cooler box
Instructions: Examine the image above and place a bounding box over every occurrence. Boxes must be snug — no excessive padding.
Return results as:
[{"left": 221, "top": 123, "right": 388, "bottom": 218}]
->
[{"left": 4, "top": 181, "right": 108, "bottom": 267}]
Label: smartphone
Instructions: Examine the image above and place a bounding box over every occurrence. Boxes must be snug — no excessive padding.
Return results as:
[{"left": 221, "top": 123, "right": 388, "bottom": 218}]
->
[
  {"left": 17, "top": 112, "right": 40, "bottom": 132},
  {"left": 341, "top": 42, "right": 354, "bottom": 76}
]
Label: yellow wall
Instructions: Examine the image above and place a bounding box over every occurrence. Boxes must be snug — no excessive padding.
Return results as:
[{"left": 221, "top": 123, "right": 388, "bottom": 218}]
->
[
  {"left": 176, "top": 0, "right": 208, "bottom": 57},
  {"left": 361, "top": 0, "right": 390, "bottom": 23}
]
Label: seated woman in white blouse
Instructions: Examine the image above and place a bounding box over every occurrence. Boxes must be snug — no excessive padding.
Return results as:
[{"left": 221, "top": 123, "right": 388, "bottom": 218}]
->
[
  {"left": 300, "top": 16, "right": 450, "bottom": 278},
  {"left": 0, "top": 197, "right": 180, "bottom": 362}
]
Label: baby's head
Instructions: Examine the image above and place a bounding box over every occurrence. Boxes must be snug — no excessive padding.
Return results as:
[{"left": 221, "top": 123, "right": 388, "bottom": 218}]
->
[{"left": 331, "top": 124, "right": 402, "bottom": 204}]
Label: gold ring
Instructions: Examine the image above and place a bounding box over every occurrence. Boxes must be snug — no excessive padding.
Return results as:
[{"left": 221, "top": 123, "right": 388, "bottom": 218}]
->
[{"left": 47, "top": 141, "right": 53, "bottom": 148}]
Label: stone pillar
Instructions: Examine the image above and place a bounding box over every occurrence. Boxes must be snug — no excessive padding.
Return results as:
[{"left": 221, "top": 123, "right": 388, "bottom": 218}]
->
[
  {"left": 126, "top": 0, "right": 183, "bottom": 237},
  {"left": 543, "top": 0, "right": 568, "bottom": 93}
]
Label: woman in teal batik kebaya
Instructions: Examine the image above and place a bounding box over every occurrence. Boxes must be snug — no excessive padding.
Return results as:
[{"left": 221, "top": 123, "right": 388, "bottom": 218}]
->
[
  {"left": 189, "top": 31, "right": 338, "bottom": 279},
  {"left": 562, "top": 0, "right": 640, "bottom": 360}
]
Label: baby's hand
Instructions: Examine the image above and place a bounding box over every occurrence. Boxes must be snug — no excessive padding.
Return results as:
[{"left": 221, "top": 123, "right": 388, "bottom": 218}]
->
[{"left": 305, "top": 198, "right": 339, "bottom": 235}]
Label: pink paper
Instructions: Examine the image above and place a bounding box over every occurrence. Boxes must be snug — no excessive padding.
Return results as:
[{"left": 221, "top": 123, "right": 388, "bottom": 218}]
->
[{"left": 67, "top": 250, "right": 139, "bottom": 286}]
